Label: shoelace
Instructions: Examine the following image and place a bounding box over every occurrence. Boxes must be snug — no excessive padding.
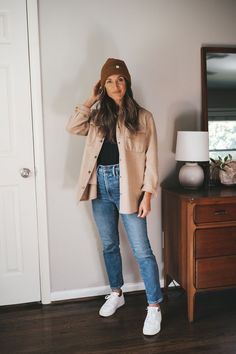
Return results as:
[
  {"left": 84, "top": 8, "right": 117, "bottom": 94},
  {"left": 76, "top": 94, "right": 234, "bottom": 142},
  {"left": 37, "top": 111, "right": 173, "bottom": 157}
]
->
[
  {"left": 146, "top": 307, "right": 160, "bottom": 319},
  {"left": 146, "top": 307, "right": 160, "bottom": 311},
  {"left": 104, "top": 293, "right": 119, "bottom": 301}
]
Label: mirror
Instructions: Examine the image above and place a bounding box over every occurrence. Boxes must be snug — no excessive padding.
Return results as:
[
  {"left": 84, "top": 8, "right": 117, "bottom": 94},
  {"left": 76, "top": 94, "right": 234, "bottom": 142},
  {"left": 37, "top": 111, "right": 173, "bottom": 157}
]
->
[{"left": 201, "top": 46, "right": 236, "bottom": 160}]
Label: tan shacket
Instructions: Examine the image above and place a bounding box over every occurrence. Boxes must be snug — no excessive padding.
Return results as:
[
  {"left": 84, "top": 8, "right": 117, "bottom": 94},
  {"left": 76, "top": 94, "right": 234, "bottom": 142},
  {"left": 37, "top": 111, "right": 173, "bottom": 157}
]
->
[{"left": 66, "top": 104, "right": 158, "bottom": 214}]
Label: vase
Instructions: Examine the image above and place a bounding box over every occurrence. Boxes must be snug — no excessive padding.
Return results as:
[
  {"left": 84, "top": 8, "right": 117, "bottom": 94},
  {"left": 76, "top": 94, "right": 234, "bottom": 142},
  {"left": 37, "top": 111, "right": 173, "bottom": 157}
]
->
[{"left": 219, "top": 161, "right": 236, "bottom": 186}]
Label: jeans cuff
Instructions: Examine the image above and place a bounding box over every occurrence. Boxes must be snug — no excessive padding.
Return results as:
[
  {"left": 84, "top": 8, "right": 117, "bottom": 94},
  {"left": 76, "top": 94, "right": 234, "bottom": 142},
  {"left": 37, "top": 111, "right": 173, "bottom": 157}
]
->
[{"left": 148, "top": 296, "right": 163, "bottom": 305}]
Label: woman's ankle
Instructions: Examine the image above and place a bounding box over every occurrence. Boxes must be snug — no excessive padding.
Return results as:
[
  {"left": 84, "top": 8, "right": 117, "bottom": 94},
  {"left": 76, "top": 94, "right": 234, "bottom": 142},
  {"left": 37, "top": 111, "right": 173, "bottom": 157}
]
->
[
  {"left": 112, "top": 288, "right": 122, "bottom": 296},
  {"left": 148, "top": 303, "right": 160, "bottom": 308}
]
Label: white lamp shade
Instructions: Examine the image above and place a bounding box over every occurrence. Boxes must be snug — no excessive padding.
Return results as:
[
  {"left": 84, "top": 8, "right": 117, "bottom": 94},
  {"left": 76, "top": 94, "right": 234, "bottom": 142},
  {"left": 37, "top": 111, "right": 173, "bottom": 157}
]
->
[{"left": 175, "top": 131, "right": 209, "bottom": 162}]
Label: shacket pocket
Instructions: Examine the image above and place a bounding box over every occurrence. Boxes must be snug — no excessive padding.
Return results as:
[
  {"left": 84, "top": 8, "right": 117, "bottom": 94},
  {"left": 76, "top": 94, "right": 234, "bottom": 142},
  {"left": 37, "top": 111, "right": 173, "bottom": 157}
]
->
[{"left": 125, "top": 129, "right": 147, "bottom": 153}]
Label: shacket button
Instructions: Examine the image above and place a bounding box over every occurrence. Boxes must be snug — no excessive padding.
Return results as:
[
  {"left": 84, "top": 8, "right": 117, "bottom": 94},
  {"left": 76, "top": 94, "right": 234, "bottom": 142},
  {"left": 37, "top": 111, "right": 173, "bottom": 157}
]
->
[
  {"left": 94, "top": 155, "right": 97, "bottom": 158},
  {"left": 88, "top": 170, "right": 91, "bottom": 174}
]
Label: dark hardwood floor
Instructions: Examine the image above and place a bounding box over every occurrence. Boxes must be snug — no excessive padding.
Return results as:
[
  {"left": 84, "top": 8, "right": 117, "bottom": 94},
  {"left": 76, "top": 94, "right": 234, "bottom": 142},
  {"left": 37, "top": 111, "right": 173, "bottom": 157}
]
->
[{"left": 0, "top": 288, "right": 236, "bottom": 354}]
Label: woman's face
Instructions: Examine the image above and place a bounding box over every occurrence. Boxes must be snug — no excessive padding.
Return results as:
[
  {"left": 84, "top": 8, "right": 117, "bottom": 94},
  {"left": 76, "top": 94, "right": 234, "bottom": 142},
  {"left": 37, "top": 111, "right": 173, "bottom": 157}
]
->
[{"left": 104, "top": 74, "right": 127, "bottom": 106}]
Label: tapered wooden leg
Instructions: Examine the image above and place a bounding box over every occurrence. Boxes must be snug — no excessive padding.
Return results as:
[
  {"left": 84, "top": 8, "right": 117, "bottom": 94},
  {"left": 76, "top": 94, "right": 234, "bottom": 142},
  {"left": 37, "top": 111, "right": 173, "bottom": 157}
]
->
[{"left": 187, "top": 288, "right": 196, "bottom": 322}]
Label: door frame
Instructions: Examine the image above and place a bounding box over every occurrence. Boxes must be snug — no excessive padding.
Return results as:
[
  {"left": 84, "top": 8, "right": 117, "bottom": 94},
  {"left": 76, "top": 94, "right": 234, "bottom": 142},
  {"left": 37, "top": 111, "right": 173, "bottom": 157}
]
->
[{"left": 27, "top": 0, "right": 51, "bottom": 304}]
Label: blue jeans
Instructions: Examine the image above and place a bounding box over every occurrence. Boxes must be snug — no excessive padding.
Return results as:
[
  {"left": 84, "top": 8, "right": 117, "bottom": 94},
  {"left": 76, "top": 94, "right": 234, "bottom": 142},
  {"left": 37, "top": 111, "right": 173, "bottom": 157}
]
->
[{"left": 92, "top": 164, "right": 163, "bottom": 304}]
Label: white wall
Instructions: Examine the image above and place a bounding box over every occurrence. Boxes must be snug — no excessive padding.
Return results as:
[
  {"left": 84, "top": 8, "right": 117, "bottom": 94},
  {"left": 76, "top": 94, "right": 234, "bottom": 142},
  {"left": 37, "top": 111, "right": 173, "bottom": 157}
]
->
[{"left": 38, "top": 0, "right": 236, "bottom": 299}]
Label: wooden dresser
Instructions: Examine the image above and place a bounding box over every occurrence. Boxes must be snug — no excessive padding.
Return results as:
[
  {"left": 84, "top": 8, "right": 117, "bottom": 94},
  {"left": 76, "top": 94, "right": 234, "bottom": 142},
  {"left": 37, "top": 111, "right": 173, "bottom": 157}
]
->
[{"left": 162, "top": 186, "right": 236, "bottom": 322}]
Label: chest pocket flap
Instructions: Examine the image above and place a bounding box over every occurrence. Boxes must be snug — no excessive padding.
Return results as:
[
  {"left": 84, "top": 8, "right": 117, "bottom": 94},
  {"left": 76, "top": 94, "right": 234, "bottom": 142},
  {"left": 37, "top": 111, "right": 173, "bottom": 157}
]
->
[{"left": 125, "top": 128, "right": 147, "bottom": 153}]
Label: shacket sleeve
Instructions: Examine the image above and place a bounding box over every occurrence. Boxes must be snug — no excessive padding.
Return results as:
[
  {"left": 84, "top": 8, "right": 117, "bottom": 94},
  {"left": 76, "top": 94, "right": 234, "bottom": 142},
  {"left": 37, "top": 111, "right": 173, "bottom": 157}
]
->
[
  {"left": 66, "top": 104, "right": 92, "bottom": 136},
  {"left": 141, "top": 114, "right": 159, "bottom": 197}
]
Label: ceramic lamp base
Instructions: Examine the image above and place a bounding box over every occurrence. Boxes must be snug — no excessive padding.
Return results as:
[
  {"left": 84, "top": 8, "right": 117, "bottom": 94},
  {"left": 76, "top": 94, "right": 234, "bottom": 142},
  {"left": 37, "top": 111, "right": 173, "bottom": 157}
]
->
[{"left": 179, "top": 162, "right": 204, "bottom": 189}]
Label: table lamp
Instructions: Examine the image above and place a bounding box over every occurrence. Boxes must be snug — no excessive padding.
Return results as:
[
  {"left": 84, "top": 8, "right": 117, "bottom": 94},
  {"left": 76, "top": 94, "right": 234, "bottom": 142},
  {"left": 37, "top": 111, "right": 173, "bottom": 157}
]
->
[{"left": 175, "top": 131, "right": 209, "bottom": 189}]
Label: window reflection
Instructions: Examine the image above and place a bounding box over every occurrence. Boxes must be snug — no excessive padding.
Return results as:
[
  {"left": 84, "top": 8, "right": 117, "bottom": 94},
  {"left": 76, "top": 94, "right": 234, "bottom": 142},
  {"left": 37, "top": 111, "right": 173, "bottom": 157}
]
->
[
  {"left": 209, "top": 120, "right": 236, "bottom": 159},
  {"left": 207, "top": 52, "right": 236, "bottom": 159}
]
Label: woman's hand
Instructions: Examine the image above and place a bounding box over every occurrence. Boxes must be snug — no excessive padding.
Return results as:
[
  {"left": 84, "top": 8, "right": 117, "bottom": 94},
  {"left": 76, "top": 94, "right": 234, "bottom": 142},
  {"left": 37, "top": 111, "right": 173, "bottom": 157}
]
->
[
  {"left": 83, "top": 80, "right": 102, "bottom": 108},
  {"left": 137, "top": 192, "right": 152, "bottom": 218}
]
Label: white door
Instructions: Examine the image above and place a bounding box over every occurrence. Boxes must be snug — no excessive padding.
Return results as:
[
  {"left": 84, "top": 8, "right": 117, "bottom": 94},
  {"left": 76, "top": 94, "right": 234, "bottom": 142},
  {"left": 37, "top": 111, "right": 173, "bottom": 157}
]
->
[{"left": 0, "top": 0, "right": 41, "bottom": 305}]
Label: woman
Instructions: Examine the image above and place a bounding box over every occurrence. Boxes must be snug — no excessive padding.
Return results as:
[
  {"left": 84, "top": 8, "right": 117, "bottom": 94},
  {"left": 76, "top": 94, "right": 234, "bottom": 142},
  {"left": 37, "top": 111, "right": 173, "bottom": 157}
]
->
[{"left": 67, "top": 58, "right": 163, "bottom": 336}]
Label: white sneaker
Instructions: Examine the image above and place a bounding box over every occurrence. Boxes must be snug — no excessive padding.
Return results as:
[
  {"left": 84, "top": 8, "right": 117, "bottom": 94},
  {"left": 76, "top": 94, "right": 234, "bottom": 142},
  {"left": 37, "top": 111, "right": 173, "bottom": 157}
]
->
[
  {"left": 143, "top": 306, "right": 162, "bottom": 335},
  {"left": 99, "top": 292, "right": 125, "bottom": 317}
]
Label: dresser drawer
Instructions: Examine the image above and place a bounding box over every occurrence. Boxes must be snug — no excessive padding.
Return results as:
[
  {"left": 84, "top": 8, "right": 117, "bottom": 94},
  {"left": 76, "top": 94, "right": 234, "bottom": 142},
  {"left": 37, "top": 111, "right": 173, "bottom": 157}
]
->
[
  {"left": 195, "top": 227, "right": 236, "bottom": 258},
  {"left": 194, "top": 203, "right": 236, "bottom": 224},
  {"left": 195, "top": 256, "right": 236, "bottom": 289}
]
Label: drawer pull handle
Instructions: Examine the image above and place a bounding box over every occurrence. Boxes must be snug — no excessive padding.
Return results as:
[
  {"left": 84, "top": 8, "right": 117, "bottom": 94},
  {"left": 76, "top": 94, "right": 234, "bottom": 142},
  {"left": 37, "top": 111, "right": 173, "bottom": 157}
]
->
[{"left": 214, "top": 209, "right": 227, "bottom": 215}]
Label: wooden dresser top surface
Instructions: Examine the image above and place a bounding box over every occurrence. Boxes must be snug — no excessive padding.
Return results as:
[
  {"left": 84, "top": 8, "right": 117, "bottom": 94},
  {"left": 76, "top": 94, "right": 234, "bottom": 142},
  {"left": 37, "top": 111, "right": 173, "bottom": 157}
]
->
[{"left": 162, "top": 185, "right": 236, "bottom": 200}]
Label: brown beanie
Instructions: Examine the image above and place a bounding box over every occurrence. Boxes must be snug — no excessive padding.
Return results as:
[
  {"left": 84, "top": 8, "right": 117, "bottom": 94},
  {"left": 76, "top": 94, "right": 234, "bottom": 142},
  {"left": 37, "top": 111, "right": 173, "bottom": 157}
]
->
[{"left": 100, "top": 58, "right": 131, "bottom": 87}]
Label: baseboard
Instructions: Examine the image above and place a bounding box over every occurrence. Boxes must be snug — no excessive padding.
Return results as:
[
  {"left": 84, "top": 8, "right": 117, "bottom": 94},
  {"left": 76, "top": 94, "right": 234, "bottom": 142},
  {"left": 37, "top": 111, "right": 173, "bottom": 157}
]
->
[
  {"left": 50, "top": 279, "right": 168, "bottom": 302},
  {"left": 51, "top": 282, "right": 145, "bottom": 302}
]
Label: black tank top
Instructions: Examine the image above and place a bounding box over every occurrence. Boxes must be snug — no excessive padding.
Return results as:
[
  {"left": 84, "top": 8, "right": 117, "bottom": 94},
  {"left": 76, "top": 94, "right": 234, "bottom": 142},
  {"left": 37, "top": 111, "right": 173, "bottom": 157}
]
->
[{"left": 97, "top": 137, "right": 119, "bottom": 165}]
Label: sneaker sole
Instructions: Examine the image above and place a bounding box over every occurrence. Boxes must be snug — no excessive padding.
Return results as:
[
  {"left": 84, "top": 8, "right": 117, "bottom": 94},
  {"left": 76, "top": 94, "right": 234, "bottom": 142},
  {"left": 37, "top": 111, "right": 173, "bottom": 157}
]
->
[{"left": 143, "top": 327, "right": 161, "bottom": 336}]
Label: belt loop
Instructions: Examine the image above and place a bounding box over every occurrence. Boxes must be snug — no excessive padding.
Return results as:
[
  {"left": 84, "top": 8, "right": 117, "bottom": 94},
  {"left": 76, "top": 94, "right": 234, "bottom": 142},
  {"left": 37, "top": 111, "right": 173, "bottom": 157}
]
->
[{"left": 112, "top": 165, "right": 115, "bottom": 176}]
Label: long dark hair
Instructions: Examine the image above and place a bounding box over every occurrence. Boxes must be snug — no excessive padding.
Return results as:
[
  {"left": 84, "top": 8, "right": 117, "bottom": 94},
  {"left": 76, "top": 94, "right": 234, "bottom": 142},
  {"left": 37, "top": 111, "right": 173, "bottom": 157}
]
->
[{"left": 92, "top": 81, "right": 141, "bottom": 142}]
